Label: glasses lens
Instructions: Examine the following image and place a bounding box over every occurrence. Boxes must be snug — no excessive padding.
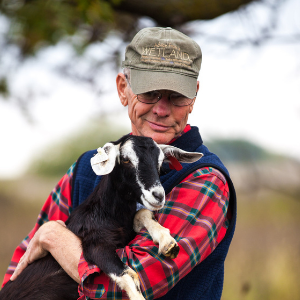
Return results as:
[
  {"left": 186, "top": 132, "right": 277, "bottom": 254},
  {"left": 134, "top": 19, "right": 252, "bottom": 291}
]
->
[
  {"left": 170, "top": 93, "right": 193, "bottom": 106},
  {"left": 137, "top": 91, "right": 161, "bottom": 104}
]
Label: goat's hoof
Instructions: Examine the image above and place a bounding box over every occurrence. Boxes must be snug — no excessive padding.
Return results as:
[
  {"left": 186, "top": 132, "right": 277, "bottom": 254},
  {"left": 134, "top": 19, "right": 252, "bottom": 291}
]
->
[
  {"left": 159, "top": 236, "right": 180, "bottom": 259},
  {"left": 163, "top": 241, "right": 180, "bottom": 259},
  {"left": 156, "top": 228, "right": 180, "bottom": 259}
]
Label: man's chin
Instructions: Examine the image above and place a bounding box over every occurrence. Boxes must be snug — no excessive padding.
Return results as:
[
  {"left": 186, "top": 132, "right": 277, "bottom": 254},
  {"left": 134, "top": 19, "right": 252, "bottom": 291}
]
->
[
  {"left": 132, "top": 123, "right": 178, "bottom": 144},
  {"left": 146, "top": 131, "right": 176, "bottom": 144}
]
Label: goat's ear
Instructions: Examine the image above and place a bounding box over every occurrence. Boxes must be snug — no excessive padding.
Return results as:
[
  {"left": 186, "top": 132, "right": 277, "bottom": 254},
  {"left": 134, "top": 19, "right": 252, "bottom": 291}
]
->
[
  {"left": 90, "top": 143, "right": 120, "bottom": 175},
  {"left": 159, "top": 145, "right": 203, "bottom": 164}
]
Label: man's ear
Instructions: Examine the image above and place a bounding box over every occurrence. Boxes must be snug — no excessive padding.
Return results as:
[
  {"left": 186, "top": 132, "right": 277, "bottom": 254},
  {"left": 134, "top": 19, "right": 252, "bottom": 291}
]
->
[
  {"left": 159, "top": 145, "right": 203, "bottom": 164},
  {"left": 116, "top": 73, "right": 128, "bottom": 107},
  {"left": 90, "top": 143, "right": 120, "bottom": 175}
]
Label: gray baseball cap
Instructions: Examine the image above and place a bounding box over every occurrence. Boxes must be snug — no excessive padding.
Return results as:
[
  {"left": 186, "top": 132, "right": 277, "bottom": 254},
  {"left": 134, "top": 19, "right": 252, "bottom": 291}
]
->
[{"left": 122, "top": 27, "right": 202, "bottom": 99}]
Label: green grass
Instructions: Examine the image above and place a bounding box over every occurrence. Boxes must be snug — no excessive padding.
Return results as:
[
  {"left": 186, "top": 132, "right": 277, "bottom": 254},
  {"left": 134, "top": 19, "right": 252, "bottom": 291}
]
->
[
  {"left": 222, "top": 192, "right": 300, "bottom": 300},
  {"left": 0, "top": 185, "right": 47, "bottom": 282}
]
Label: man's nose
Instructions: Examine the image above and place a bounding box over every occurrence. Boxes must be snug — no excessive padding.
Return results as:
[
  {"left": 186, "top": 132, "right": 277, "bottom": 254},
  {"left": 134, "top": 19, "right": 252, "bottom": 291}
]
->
[{"left": 152, "top": 95, "right": 171, "bottom": 117}]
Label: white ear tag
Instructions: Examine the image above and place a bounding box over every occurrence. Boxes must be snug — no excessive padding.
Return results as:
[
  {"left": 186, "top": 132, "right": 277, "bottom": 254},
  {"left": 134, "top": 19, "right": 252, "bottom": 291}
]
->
[{"left": 90, "top": 147, "right": 109, "bottom": 175}]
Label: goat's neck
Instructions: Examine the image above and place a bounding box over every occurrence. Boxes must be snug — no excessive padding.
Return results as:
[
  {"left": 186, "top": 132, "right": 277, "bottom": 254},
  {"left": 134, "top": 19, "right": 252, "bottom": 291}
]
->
[{"left": 98, "top": 175, "right": 138, "bottom": 222}]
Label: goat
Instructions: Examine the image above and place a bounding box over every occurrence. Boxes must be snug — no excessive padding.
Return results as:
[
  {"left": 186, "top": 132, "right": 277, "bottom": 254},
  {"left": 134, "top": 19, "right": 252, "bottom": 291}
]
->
[{"left": 0, "top": 135, "right": 203, "bottom": 300}]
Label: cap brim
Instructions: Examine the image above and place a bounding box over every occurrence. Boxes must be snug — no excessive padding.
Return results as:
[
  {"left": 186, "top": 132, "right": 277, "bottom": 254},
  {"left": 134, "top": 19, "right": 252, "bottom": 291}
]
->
[{"left": 130, "top": 69, "right": 197, "bottom": 99}]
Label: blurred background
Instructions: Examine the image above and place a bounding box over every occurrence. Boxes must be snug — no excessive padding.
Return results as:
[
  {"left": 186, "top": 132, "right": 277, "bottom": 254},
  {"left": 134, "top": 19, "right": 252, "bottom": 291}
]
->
[{"left": 0, "top": 0, "right": 300, "bottom": 298}]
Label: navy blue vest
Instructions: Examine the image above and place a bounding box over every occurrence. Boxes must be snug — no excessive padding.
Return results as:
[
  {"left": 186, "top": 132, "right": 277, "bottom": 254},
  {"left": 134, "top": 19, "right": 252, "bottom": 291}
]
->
[{"left": 72, "top": 127, "right": 237, "bottom": 300}]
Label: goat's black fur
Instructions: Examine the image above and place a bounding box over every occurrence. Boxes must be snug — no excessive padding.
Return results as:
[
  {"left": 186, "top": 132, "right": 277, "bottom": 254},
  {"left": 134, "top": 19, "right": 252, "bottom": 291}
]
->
[{"left": 0, "top": 135, "right": 162, "bottom": 300}]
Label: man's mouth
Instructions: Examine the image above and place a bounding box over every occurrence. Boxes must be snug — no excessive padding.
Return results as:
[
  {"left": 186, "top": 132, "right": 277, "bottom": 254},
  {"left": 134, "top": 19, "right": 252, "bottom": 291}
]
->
[{"left": 147, "top": 120, "right": 171, "bottom": 132}]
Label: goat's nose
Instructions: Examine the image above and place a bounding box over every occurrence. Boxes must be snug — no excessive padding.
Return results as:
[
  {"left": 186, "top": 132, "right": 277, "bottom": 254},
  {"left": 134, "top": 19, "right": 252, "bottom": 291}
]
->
[{"left": 152, "top": 190, "right": 164, "bottom": 203}]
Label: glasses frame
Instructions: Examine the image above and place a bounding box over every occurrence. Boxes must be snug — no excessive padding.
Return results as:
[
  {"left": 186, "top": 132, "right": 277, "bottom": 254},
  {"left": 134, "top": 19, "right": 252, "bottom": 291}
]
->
[{"left": 125, "top": 75, "right": 196, "bottom": 107}]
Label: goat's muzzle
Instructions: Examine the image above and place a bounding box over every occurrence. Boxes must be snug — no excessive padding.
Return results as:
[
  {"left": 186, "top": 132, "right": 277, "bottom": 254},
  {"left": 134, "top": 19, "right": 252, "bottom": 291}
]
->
[{"left": 141, "top": 185, "right": 165, "bottom": 211}]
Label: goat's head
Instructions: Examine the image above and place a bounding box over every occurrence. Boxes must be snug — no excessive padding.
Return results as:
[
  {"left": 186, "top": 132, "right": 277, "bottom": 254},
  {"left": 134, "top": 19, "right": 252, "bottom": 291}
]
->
[{"left": 91, "top": 135, "right": 203, "bottom": 211}]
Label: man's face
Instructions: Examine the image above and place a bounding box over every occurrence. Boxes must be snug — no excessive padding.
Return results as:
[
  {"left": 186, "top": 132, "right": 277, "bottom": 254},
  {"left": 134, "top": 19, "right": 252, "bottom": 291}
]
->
[{"left": 117, "top": 73, "right": 198, "bottom": 145}]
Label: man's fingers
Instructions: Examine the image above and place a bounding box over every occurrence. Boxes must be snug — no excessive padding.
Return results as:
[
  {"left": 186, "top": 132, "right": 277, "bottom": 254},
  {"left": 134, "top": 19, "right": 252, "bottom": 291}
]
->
[
  {"left": 10, "top": 256, "right": 29, "bottom": 281},
  {"left": 9, "top": 221, "right": 59, "bottom": 282},
  {"left": 56, "top": 220, "right": 66, "bottom": 227}
]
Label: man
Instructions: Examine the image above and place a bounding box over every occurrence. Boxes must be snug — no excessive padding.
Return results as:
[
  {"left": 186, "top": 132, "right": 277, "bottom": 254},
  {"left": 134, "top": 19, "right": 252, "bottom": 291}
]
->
[{"left": 2, "top": 27, "right": 236, "bottom": 299}]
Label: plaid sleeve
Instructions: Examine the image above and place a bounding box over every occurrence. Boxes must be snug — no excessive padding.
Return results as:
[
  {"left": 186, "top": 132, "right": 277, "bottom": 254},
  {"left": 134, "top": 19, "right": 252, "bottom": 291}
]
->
[
  {"left": 78, "top": 167, "right": 230, "bottom": 300},
  {"left": 1, "top": 163, "right": 76, "bottom": 288}
]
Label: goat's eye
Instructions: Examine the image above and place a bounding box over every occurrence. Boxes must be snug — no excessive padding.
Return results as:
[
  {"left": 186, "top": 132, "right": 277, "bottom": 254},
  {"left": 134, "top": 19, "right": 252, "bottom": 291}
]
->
[{"left": 122, "top": 158, "right": 130, "bottom": 164}]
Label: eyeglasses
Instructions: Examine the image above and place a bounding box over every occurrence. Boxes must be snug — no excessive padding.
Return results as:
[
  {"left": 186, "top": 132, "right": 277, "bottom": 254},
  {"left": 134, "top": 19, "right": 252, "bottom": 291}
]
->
[{"left": 125, "top": 75, "right": 196, "bottom": 107}]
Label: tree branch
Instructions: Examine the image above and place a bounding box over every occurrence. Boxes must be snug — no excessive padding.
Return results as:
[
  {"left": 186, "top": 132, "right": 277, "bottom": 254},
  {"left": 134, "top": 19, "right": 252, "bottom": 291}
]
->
[{"left": 113, "top": 0, "right": 257, "bottom": 27}]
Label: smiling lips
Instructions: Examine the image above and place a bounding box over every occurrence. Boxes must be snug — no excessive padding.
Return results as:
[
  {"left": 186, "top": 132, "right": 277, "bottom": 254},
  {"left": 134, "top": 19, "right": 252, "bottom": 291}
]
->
[{"left": 147, "top": 120, "right": 172, "bottom": 132}]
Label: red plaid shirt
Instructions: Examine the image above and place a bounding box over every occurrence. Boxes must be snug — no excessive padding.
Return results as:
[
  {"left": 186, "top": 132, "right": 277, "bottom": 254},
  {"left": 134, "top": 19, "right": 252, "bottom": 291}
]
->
[{"left": 2, "top": 164, "right": 230, "bottom": 299}]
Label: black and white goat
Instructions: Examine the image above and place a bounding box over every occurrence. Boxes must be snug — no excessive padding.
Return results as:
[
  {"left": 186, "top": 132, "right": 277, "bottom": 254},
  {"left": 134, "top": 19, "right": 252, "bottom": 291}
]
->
[{"left": 0, "top": 135, "right": 203, "bottom": 300}]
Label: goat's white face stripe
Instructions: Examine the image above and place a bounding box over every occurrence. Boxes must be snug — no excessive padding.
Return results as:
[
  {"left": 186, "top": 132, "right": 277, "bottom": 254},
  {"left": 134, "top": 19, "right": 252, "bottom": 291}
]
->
[
  {"left": 121, "top": 140, "right": 165, "bottom": 211},
  {"left": 121, "top": 140, "right": 139, "bottom": 168}
]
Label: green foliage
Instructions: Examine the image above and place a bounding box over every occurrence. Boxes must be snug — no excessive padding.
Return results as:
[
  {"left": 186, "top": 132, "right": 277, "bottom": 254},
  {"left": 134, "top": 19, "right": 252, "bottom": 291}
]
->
[
  {"left": 0, "top": 78, "right": 9, "bottom": 98},
  {"left": 29, "top": 119, "right": 129, "bottom": 178},
  {"left": 206, "top": 138, "right": 280, "bottom": 163},
  {"left": 1, "top": 0, "right": 123, "bottom": 55}
]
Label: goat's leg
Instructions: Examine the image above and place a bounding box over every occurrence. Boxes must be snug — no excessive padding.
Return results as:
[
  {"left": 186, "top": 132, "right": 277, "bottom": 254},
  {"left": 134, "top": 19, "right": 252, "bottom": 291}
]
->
[
  {"left": 83, "top": 245, "right": 145, "bottom": 300},
  {"left": 134, "top": 209, "right": 180, "bottom": 259}
]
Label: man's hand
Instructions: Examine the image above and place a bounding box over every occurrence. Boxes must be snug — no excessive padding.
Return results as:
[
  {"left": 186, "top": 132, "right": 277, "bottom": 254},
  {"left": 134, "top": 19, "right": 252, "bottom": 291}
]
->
[
  {"left": 10, "top": 220, "right": 81, "bottom": 283},
  {"left": 10, "top": 221, "right": 55, "bottom": 281}
]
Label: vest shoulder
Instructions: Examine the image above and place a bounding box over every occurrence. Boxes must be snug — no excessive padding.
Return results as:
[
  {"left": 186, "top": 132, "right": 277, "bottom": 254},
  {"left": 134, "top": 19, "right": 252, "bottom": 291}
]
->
[
  {"left": 75, "top": 150, "right": 97, "bottom": 174},
  {"left": 72, "top": 149, "right": 98, "bottom": 209}
]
